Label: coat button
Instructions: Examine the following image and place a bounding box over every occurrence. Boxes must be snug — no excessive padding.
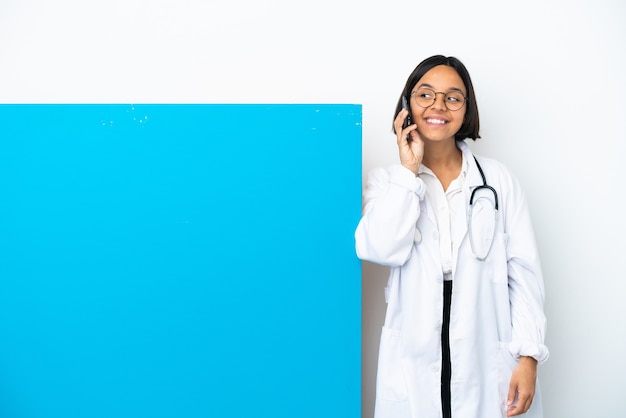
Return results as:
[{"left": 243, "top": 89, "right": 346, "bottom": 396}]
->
[{"left": 414, "top": 228, "right": 422, "bottom": 243}]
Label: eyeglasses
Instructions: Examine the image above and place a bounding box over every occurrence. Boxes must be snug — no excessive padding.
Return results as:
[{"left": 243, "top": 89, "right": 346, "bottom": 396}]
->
[{"left": 411, "top": 88, "right": 467, "bottom": 111}]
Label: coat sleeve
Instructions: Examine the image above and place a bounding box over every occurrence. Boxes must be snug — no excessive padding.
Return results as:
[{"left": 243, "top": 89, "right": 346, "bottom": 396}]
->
[
  {"left": 354, "top": 165, "right": 425, "bottom": 267},
  {"left": 502, "top": 170, "right": 550, "bottom": 364}
]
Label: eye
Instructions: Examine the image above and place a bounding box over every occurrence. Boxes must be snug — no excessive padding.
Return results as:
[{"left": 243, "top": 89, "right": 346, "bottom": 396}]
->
[
  {"left": 417, "top": 90, "right": 433, "bottom": 99},
  {"left": 446, "top": 92, "right": 465, "bottom": 103}
]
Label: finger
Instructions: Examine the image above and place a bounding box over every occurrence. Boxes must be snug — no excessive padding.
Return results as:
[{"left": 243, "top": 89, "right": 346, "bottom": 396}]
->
[
  {"left": 507, "top": 404, "right": 522, "bottom": 417},
  {"left": 506, "top": 403, "right": 527, "bottom": 417},
  {"left": 400, "top": 130, "right": 419, "bottom": 149},
  {"left": 403, "top": 125, "right": 418, "bottom": 144},
  {"left": 394, "top": 110, "right": 415, "bottom": 142},
  {"left": 507, "top": 381, "right": 517, "bottom": 410},
  {"left": 516, "top": 391, "right": 533, "bottom": 413},
  {"left": 506, "top": 394, "right": 533, "bottom": 416},
  {"left": 393, "top": 109, "right": 408, "bottom": 133},
  {"left": 408, "top": 128, "right": 423, "bottom": 144}
]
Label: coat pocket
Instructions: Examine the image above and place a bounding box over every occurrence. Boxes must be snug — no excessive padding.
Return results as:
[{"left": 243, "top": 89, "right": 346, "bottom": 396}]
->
[
  {"left": 486, "top": 233, "right": 509, "bottom": 283},
  {"left": 376, "top": 326, "right": 408, "bottom": 402}
]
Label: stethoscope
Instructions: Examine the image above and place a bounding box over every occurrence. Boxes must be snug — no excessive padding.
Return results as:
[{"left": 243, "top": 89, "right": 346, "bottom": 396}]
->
[
  {"left": 468, "top": 156, "right": 499, "bottom": 260},
  {"left": 413, "top": 155, "right": 499, "bottom": 260}
]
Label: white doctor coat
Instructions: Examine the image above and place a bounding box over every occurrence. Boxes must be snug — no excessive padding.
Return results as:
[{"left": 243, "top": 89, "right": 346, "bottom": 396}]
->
[{"left": 355, "top": 141, "right": 548, "bottom": 418}]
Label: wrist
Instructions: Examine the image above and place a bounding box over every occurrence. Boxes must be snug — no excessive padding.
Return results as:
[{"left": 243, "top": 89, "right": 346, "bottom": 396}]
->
[
  {"left": 519, "top": 356, "right": 538, "bottom": 367},
  {"left": 401, "top": 163, "right": 419, "bottom": 176}
]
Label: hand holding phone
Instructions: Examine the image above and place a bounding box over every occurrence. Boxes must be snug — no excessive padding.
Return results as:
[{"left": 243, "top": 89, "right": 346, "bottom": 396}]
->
[{"left": 395, "top": 95, "right": 423, "bottom": 175}]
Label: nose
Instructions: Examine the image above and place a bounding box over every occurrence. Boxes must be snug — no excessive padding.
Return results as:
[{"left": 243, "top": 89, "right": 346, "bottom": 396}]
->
[{"left": 431, "top": 92, "right": 447, "bottom": 110}]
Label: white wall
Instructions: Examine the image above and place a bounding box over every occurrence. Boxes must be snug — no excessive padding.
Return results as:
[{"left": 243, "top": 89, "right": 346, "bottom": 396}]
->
[{"left": 2, "top": 1, "right": 625, "bottom": 417}]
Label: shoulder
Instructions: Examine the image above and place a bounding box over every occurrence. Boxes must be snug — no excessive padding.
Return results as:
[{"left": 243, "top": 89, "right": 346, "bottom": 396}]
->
[
  {"left": 473, "top": 154, "right": 513, "bottom": 177},
  {"left": 459, "top": 142, "right": 525, "bottom": 197},
  {"left": 472, "top": 155, "right": 529, "bottom": 212},
  {"left": 366, "top": 164, "right": 415, "bottom": 182},
  {"left": 459, "top": 142, "right": 516, "bottom": 181},
  {"left": 365, "top": 164, "right": 425, "bottom": 196}
]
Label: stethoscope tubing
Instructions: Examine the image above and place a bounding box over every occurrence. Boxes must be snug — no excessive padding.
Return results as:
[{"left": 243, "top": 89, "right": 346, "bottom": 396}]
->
[
  {"left": 468, "top": 156, "right": 499, "bottom": 261},
  {"left": 470, "top": 156, "right": 499, "bottom": 210}
]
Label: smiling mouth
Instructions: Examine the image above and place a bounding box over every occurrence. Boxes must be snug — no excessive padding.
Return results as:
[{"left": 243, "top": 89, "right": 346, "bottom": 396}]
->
[{"left": 425, "top": 118, "right": 447, "bottom": 125}]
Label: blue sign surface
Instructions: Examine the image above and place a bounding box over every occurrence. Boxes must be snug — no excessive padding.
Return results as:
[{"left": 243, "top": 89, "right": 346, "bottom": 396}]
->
[{"left": 0, "top": 104, "right": 362, "bottom": 418}]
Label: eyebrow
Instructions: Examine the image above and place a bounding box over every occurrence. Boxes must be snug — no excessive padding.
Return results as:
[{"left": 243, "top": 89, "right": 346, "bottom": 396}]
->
[{"left": 416, "top": 83, "right": 466, "bottom": 94}]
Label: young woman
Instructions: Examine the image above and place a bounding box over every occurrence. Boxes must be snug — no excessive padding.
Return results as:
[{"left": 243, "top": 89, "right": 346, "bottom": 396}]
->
[{"left": 355, "top": 55, "right": 548, "bottom": 418}]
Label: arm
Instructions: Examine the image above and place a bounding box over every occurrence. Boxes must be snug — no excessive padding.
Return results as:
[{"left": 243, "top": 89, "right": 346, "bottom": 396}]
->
[
  {"left": 354, "top": 165, "right": 425, "bottom": 266},
  {"left": 502, "top": 173, "right": 548, "bottom": 416},
  {"left": 505, "top": 183, "right": 548, "bottom": 363},
  {"left": 354, "top": 108, "right": 426, "bottom": 266}
]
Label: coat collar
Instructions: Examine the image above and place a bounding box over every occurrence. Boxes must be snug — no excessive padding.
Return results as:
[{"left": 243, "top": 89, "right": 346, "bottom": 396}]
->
[{"left": 457, "top": 140, "right": 485, "bottom": 189}]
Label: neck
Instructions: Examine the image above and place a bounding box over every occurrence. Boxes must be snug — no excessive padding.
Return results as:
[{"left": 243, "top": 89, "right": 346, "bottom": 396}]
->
[
  {"left": 422, "top": 140, "right": 463, "bottom": 192},
  {"left": 422, "top": 140, "right": 462, "bottom": 170}
]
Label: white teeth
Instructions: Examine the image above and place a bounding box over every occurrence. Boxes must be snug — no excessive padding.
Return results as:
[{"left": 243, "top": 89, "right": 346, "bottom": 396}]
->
[{"left": 426, "top": 118, "right": 446, "bottom": 124}]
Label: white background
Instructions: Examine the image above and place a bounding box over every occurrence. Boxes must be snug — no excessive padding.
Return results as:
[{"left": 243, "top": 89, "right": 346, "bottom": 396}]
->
[{"left": 1, "top": 1, "right": 625, "bottom": 417}]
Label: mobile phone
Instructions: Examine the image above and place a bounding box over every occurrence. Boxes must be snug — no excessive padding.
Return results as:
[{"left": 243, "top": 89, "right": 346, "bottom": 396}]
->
[
  {"left": 402, "top": 96, "right": 412, "bottom": 141},
  {"left": 402, "top": 96, "right": 412, "bottom": 129}
]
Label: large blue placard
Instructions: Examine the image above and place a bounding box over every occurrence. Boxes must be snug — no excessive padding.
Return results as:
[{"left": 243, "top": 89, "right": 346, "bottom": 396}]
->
[{"left": 0, "top": 104, "right": 362, "bottom": 418}]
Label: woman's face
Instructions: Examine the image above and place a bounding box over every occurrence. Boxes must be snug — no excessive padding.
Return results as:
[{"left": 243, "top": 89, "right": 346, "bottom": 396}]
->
[{"left": 409, "top": 65, "right": 467, "bottom": 143}]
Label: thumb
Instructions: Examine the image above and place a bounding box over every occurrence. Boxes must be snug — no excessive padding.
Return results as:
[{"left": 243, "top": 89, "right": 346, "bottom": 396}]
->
[{"left": 507, "top": 378, "right": 517, "bottom": 408}]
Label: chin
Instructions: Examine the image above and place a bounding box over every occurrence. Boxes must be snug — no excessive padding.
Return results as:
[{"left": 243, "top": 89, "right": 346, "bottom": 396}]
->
[{"left": 421, "top": 133, "right": 456, "bottom": 143}]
